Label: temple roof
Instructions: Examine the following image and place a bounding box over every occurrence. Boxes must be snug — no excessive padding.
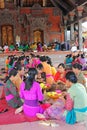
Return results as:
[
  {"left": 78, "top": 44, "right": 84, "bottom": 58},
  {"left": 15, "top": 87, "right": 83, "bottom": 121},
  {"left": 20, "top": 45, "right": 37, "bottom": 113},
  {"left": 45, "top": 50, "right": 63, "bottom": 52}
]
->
[{"left": 21, "top": 0, "right": 87, "bottom": 15}]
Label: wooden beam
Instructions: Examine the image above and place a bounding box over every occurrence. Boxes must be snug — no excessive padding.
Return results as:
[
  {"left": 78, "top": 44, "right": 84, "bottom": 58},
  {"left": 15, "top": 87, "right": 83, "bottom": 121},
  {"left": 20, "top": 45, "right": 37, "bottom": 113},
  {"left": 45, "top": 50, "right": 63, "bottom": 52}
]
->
[
  {"left": 67, "top": 0, "right": 76, "bottom": 7},
  {"left": 50, "top": 0, "right": 58, "bottom": 7},
  {"left": 77, "top": 0, "right": 87, "bottom": 6},
  {"left": 55, "top": 0, "right": 70, "bottom": 12}
]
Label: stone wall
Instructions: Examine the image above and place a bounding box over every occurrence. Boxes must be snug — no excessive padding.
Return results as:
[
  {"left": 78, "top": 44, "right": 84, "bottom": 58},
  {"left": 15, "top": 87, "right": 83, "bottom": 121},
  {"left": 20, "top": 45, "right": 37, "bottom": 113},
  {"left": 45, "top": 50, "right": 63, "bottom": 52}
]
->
[{"left": 0, "top": 3, "right": 64, "bottom": 45}]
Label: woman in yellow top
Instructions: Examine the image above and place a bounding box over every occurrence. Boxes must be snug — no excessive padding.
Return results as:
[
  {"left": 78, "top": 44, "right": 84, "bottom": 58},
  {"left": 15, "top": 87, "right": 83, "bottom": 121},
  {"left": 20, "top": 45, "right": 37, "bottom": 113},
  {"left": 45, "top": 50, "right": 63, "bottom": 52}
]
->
[{"left": 40, "top": 56, "right": 54, "bottom": 85}]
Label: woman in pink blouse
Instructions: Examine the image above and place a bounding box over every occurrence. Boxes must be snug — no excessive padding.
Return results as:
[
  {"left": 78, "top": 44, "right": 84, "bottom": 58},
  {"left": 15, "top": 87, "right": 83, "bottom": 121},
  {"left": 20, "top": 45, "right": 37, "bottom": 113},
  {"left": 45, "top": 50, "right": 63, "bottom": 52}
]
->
[{"left": 16, "top": 68, "right": 44, "bottom": 117}]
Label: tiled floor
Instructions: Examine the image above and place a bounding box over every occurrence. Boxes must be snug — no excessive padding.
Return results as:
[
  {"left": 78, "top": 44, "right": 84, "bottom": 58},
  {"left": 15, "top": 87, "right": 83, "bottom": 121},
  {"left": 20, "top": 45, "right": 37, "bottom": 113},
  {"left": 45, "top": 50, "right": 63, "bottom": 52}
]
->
[{"left": 0, "top": 121, "right": 86, "bottom": 130}]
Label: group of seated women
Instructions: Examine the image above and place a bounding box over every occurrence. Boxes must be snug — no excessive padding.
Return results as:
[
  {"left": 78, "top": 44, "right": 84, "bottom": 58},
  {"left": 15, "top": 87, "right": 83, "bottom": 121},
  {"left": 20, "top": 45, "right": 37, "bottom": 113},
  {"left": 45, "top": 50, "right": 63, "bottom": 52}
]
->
[{"left": 2, "top": 52, "right": 87, "bottom": 125}]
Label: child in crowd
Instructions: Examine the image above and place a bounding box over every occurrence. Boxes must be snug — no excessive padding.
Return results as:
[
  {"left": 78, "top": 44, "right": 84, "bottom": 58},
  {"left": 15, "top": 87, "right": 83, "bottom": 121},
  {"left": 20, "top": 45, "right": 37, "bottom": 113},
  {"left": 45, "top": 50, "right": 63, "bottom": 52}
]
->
[{"left": 15, "top": 68, "right": 44, "bottom": 117}]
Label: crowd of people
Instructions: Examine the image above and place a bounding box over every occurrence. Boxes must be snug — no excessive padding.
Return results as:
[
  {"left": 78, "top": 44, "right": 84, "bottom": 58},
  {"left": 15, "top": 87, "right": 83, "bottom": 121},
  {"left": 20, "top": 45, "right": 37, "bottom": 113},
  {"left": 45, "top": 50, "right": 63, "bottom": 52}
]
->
[
  {"left": 0, "top": 49, "right": 87, "bottom": 125},
  {"left": 0, "top": 41, "right": 70, "bottom": 53}
]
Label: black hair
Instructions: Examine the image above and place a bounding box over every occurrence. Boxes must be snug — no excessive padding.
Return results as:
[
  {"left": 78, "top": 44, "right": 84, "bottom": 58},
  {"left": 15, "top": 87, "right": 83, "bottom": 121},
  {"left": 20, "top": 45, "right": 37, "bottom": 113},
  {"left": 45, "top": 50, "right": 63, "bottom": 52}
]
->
[
  {"left": 81, "top": 54, "right": 85, "bottom": 58},
  {"left": 9, "top": 56, "right": 14, "bottom": 66},
  {"left": 73, "top": 54, "right": 79, "bottom": 61},
  {"left": 14, "top": 64, "right": 24, "bottom": 71},
  {"left": 72, "top": 63, "right": 82, "bottom": 70},
  {"left": 18, "top": 56, "right": 25, "bottom": 62},
  {"left": 65, "top": 71, "right": 77, "bottom": 83},
  {"left": 40, "top": 56, "right": 47, "bottom": 62},
  {"left": 14, "top": 57, "right": 18, "bottom": 62},
  {"left": 36, "top": 55, "right": 41, "bottom": 59},
  {"left": 58, "top": 63, "right": 65, "bottom": 69},
  {"left": 25, "top": 68, "right": 38, "bottom": 90},
  {"left": 46, "top": 56, "right": 52, "bottom": 66},
  {"left": 41, "top": 72, "right": 46, "bottom": 82},
  {"left": 37, "top": 63, "right": 43, "bottom": 70},
  {"left": 66, "top": 54, "right": 72, "bottom": 58},
  {"left": 30, "top": 53, "right": 35, "bottom": 58},
  {"left": 5, "top": 68, "right": 17, "bottom": 82}
]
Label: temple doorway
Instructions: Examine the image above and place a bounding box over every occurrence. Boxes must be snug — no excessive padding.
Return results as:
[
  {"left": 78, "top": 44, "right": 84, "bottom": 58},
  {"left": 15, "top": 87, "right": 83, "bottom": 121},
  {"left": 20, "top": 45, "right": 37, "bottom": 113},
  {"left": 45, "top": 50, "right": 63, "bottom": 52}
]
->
[
  {"left": 1, "top": 25, "right": 14, "bottom": 46},
  {"left": 33, "top": 30, "right": 43, "bottom": 43}
]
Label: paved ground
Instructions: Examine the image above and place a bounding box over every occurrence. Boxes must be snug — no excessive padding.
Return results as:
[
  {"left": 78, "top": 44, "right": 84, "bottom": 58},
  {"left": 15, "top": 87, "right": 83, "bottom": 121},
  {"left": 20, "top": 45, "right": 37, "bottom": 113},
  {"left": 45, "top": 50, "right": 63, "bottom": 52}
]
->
[
  {"left": 0, "top": 51, "right": 86, "bottom": 130},
  {"left": 0, "top": 51, "right": 70, "bottom": 68}
]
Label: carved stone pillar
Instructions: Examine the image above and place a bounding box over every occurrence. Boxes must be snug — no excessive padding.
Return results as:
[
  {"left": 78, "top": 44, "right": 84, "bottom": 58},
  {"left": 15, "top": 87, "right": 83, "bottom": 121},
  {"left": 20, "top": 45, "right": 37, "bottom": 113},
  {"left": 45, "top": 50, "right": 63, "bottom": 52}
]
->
[
  {"left": 69, "top": 12, "right": 75, "bottom": 41},
  {"left": 43, "top": 0, "right": 47, "bottom": 7},
  {"left": 64, "top": 27, "right": 67, "bottom": 42},
  {"left": 14, "top": 0, "right": 16, "bottom": 5},
  {"left": 0, "top": 26, "right": 1, "bottom": 46},
  {"left": 64, "top": 16, "right": 68, "bottom": 25},
  {"left": 78, "top": 19, "right": 83, "bottom": 50},
  {"left": 20, "top": 0, "right": 23, "bottom": 7},
  {"left": 77, "top": 6, "right": 84, "bottom": 50},
  {"left": 25, "top": 25, "right": 29, "bottom": 42},
  {"left": 70, "top": 23, "right": 74, "bottom": 41},
  {"left": 77, "top": 6, "right": 84, "bottom": 17},
  {"left": 69, "top": 12, "right": 75, "bottom": 22},
  {"left": 64, "top": 16, "right": 68, "bottom": 42}
]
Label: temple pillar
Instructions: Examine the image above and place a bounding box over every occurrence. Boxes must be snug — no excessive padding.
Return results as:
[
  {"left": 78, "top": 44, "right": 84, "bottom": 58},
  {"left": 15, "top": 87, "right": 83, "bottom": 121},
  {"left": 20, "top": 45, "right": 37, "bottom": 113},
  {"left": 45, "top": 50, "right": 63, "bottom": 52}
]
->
[
  {"left": 69, "top": 12, "right": 75, "bottom": 41},
  {"left": 77, "top": 6, "right": 84, "bottom": 17},
  {"left": 78, "top": 19, "right": 83, "bottom": 50},
  {"left": 64, "top": 16, "right": 68, "bottom": 41},
  {"left": 77, "top": 6, "right": 84, "bottom": 50},
  {"left": 70, "top": 23, "right": 74, "bottom": 41},
  {"left": 20, "top": 0, "right": 23, "bottom": 7},
  {"left": 14, "top": 0, "right": 16, "bottom": 5},
  {"left": 64, "top": 27, "right": 67, "bottom": 42},
  {"left": 69, "top": 12, "right": 75, "bottom": 22},
  {"left": 0, "top": 26, "right": 1, "bottom": 46},
  {"left": 43, "top": 0, "right": 47, "bottom": 7}
]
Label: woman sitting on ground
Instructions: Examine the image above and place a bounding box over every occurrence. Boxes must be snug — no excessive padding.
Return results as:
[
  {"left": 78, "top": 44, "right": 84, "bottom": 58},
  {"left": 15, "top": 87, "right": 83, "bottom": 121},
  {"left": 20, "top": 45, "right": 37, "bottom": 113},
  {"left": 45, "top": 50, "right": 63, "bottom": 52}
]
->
[
  {"left": 37, "top": 71, "right": 87, "bottom": 124},
  {"left": 4, "top": 69, "right": 23, "bottom": 108},
  {"left": 40, "top": 56, "right": 54, "bottom": 85},
  {"left": 72, "top": 63, "right": 86, "bottom": 90},
  {"left": 79, "top": 53, "right": 87, "bottom": 70},
  {"left": 54, "top": 63, "right": 66, "bottom": 84},
  {"left": 12, "top": 64, "right": 25, "bottom": 92},
  {"left": 15, "top": 68, "right": 44, "bottom": 117}
]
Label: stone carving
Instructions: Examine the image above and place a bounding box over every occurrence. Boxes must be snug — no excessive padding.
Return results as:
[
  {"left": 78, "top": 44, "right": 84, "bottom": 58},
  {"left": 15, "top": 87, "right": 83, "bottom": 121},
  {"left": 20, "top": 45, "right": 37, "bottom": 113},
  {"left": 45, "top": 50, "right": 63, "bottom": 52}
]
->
[
  {"left": 0, "top": 9, "right": 14, "bottom": 25},
  {"left": 32, "top": 3, "right": 42, "bottom": 9},
  {"left": 31, "top": 17, "right": 46, "bottom": 28},
  {"left": 27, "top": 14, "right": 49, "bottom": 43},
  {"left": 18, "top": 14, "right": 25, "bottom": 24}
]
